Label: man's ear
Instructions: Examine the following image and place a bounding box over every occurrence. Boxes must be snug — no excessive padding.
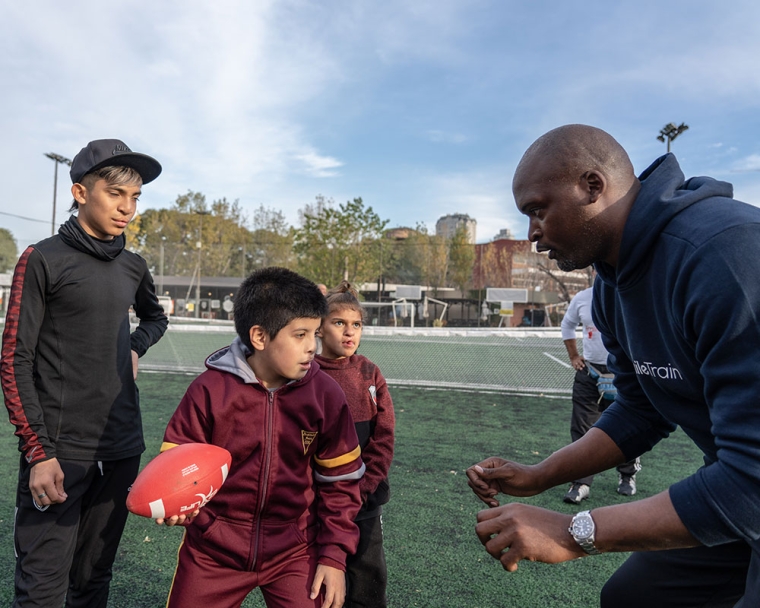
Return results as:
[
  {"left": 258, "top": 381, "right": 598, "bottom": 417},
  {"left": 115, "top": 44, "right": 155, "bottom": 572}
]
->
[
  {"left": 71, "top": 183, "right": 87, "bottom": 206},
  {"left": 249, "top": 326, "right": 268, "bottom": 352},
  {"left": 582, "top": 171, "right": 606, "bottom": 203}
]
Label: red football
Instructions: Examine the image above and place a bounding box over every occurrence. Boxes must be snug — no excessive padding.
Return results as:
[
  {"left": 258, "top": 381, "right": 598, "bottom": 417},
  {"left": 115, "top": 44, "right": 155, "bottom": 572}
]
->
[{"left": 127, "top": 443, "right": 232, "bottom": 519}]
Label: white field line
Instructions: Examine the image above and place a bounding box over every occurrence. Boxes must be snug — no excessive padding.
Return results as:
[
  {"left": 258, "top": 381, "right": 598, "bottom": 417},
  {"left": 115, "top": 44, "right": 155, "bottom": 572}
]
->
[{"left": 543, "top": 352, "right": 572, "bottom": 368}]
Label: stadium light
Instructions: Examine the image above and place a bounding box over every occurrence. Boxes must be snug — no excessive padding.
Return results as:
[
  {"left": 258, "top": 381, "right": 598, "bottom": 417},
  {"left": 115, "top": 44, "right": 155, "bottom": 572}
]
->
[
  {"left": 159, "top": 236, "right": 166, "bottom": 294},
  {"left": 44, "top": 152, "right": 72, "bottom": 236},
  {"left": 656, "top": 122, "right": 689, "bottom": 153},
  {"left": 194, "top": 210, "right": 211, "bottom": 318},
  {"left": 239, "top": 243, "right": 246, "bottom": 278}
]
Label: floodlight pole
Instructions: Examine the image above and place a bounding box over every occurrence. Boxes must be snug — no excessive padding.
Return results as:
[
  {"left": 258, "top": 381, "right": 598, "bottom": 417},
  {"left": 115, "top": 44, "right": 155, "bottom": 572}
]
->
[
  {"left": 240, "top": 243, "right": 246, "bottom": 278},
  {"left": 159, "top": 237, "right": 166, "bottom": 294},
  {"left": 657, "top": 122, "right": 689, "bottom": 153},
  {"left": 194, "top": 210, "right": 211, "bottom": 318},
  {"left": 44, "top": 152, "right": 72, "bottom": 236}
]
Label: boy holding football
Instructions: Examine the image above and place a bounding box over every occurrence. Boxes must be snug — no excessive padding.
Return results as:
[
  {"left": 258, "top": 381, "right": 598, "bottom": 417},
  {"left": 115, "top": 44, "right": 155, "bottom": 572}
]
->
[
  {"left": 315, "top": 281, "right": 395, "bottom": 608},
  {"left": 160, "top": 267, "right": 365, "bottom": 608}
]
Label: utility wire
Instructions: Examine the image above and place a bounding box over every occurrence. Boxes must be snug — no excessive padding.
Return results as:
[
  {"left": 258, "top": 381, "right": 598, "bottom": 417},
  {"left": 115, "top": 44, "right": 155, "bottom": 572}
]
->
[{"left": 0, "top": 211, "right": 49, "bottom": 224}]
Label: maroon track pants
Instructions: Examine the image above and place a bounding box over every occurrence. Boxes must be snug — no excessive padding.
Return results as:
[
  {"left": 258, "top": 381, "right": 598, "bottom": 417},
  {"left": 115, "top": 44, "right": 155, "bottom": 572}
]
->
[{"left": 166, "top": 533, "right": 328, "bottom": 608}]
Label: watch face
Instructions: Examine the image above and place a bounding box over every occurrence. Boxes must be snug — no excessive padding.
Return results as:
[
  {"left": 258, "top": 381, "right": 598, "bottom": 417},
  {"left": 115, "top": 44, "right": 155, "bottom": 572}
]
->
[{"left": 572, "top": 514, "right": 594, "bottom": 539}]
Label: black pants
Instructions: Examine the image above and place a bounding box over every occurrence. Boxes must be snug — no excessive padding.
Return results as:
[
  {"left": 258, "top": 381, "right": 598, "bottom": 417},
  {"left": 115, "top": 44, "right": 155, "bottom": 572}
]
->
[
  {"left": 601, "top": 542, "right": 753, "bottom": 607},
  {"left": 571, "top": 364, "right": 639, "bottom": 486},
  {"left": 13, "top": 455, "right": 141, "bottom": 608},
  {"left": 345, "top": 515, "right": 387, "bottom": 608}
]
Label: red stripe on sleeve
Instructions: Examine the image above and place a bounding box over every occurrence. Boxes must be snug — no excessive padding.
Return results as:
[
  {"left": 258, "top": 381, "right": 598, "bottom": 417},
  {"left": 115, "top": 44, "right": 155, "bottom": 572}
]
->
[{"left": 1, "top": 248, "right": 46, "bottom": 462}]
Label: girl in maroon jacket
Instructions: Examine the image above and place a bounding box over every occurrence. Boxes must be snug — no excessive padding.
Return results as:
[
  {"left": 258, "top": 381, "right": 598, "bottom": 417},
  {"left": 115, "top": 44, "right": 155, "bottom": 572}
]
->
[{"left": 316, "top": 282, "right": 396, "bottom": 608}]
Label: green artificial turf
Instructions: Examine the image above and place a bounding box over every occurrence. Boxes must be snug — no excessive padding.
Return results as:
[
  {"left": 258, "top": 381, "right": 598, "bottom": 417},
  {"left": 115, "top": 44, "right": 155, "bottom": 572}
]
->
[{"left": 0, "top": 374, "right": 704, "bottom": 607}]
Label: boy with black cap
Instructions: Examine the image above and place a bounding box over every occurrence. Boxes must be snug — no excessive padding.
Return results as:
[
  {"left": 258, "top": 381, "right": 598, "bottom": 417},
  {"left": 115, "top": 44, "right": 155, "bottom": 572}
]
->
[{"left": 1, "top": 139, "right": 168, "bottom": 607}]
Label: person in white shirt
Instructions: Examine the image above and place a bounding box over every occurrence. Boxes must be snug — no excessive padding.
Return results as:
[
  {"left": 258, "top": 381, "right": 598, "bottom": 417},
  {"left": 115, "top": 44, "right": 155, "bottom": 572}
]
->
[{"left": 560, "top": 286, "right": 641, "bottom": 504}]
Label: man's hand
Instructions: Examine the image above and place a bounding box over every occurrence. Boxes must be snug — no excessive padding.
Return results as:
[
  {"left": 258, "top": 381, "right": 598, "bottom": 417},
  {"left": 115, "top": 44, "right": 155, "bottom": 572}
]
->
[
  {"left": 131, "top": 350, "right": 139, "bottom": 380},
  {"left": 475, "top": 503, "right": 583, "bottom": 572},
  {"left": 30, "top": 458, "right": 67, "bottom": 507},
  {"left": 466, "top": 457, "right": 544, "bottom": 507},
  {"left": 310, "top": 563, "right": 345, "bottom": 608},
  {"left": 155, "top": 509, "right": 200, "bottom": 527},
  {"left": 563, "top": 338, "right": 585, "bottom": 371}
]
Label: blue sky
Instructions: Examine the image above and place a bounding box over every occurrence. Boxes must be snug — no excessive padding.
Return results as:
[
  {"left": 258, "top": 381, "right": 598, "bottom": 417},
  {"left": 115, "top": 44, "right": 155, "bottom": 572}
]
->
[{"left": 2, "top": 0, "right": 760, "bottom": 248}]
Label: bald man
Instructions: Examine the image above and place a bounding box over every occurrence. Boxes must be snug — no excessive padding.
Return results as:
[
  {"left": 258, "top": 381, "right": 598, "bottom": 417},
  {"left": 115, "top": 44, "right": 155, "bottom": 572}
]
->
[{"left": 467, "top": 125, "right": 758, "bottom": 607}]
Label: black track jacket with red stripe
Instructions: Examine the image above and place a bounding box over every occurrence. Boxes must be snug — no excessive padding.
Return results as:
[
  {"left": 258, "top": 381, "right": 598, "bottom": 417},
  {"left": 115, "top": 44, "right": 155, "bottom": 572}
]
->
[{"left": 1, "top": 217, "right": 167, "bottom": 464}]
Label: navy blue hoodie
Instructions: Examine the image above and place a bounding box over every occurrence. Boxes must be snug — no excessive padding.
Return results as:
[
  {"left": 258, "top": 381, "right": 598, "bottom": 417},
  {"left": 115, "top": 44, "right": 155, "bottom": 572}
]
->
[{"left": 592, "top": 154, "right": 760, "bottom": 593}]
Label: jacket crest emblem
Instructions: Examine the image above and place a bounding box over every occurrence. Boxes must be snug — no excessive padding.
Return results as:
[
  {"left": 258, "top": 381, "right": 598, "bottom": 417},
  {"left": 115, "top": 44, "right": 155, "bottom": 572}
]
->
[
  {"left": 301, "top": 430, "right": 318, "bottom": 455},
  {"left": 368, "top": 385, "right": 377, "bottom": 406}
]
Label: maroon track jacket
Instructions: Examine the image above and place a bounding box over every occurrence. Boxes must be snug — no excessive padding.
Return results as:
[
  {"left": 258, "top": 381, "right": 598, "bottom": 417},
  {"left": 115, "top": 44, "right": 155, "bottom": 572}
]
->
[
  {"left": 315, "top": 354, "right": 395, "bottom": 519},
  {"left": 162, "top": 338, "right": 365, "bottom": 572}
]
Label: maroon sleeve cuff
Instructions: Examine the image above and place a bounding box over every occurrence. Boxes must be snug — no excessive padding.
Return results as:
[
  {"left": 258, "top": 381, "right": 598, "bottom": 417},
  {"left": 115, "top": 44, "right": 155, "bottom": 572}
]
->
[{"left": 317, "top": 554, "right": 346, "bottom": 572}]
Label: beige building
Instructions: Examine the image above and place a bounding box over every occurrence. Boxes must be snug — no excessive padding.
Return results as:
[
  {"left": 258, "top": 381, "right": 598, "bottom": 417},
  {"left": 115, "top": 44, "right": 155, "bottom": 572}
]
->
[{"left": 435, "top": 213, "right": 477, "bottom": 243}]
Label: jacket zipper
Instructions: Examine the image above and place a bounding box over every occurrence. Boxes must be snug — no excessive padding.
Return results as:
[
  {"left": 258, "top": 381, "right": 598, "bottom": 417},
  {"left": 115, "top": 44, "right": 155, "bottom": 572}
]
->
[{"left": 250, "top": 388, "right": 275, "bottom": 570}]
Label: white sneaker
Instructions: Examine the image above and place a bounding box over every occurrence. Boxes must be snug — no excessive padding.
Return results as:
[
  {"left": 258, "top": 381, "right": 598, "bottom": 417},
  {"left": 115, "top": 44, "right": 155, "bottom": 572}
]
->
[
  {"left": 617, "top": 474, "right": 637, "bottom": 496},
  {"left": 563, "top": 483, "right": 590, "bottom": 504}
]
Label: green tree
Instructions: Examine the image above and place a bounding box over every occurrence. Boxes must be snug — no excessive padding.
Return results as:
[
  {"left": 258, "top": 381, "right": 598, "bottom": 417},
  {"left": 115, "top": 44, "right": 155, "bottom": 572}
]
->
[
  {"left": 245, "top": 205, "right": 295, "bottom": 274},
  {"left": 383, "top": 228, "right": 423, "bottom": 285},
  {"left": 202, "top": 196, "right": 251, "bottom": 276},
  {"left": 386, "top": 225, "right": 450, "bottom": 291},
  {"left": 293, "top": 196, "right": 389, "bottom": 288},
  {"left": 128, "top": 191, "right": 251, "bottom": 278},
  {"left": 447, "top": 224, "right": 475, "bottom": 295},
  {"left": 0, "top": 228, "right": 18, "bottom": 273},
  {"left": 404, "top": 224, "right": 448, "bottom": 295}
]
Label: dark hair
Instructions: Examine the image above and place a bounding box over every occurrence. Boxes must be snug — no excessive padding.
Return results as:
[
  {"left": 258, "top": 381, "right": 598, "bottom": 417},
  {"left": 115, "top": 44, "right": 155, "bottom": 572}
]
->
[
  {"left": 325, "top": 281, "right": 364, "bottom": 320},
  {"left": 234, "top": 267, "right": 328, "bottom": 349},
  {"left": 69, "top": 165, "right": 143, "bottom": 212}
]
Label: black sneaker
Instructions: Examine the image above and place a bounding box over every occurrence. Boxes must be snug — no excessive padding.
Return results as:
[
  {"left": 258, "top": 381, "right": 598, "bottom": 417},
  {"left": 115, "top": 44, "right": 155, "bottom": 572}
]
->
[
  {"left": 563, "top": 483, "right": 590, "bottom": 504},
  {"left": 617, "top": 474, "right": 637, "bottom": 496}
]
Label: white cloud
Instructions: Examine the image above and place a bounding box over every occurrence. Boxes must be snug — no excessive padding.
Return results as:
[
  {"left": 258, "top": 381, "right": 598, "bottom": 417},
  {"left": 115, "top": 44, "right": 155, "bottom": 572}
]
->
[
  {"left": 732, "top": 155, "right": 760, "bottom": 173},
  {"left": 294, "top": 151, "right": 344, "bottom": 178}
]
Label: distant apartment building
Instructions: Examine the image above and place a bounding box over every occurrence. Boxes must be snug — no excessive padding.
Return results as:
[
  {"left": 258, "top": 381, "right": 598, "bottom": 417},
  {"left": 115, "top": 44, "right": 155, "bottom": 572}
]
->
[
  {"left": 435, "top": 213, "right": 477, "bottom": 243},
  {"left": 493, "top": 228, "right": 514, "bottom": 241}
]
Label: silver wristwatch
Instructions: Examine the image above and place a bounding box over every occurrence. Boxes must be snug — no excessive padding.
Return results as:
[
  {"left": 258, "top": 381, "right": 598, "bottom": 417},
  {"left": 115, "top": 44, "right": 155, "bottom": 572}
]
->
[{"left": 569, "top": 510, "right": 600, "bottom": 555}]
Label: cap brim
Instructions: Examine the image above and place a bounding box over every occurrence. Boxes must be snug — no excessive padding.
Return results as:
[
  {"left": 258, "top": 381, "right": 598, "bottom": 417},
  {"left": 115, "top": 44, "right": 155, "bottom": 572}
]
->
[{"left": 80, "top": 153, "right": 162, "bottom": 185}]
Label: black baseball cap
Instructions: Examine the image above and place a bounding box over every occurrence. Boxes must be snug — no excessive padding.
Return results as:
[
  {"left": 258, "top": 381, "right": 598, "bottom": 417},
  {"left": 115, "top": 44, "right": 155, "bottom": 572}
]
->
[{"left": 70, "top": 139, "right": 162, "bottom": 185}]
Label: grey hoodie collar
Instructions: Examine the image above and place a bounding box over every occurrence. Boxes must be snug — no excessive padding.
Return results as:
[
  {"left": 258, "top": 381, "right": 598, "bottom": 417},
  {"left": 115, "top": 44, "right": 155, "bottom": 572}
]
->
[
  {"left": 205, "top": 337, "right": 317, "bottom": 388},
  {"left": 205, "top": 337, "right": 260, "bottom": 384}
]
